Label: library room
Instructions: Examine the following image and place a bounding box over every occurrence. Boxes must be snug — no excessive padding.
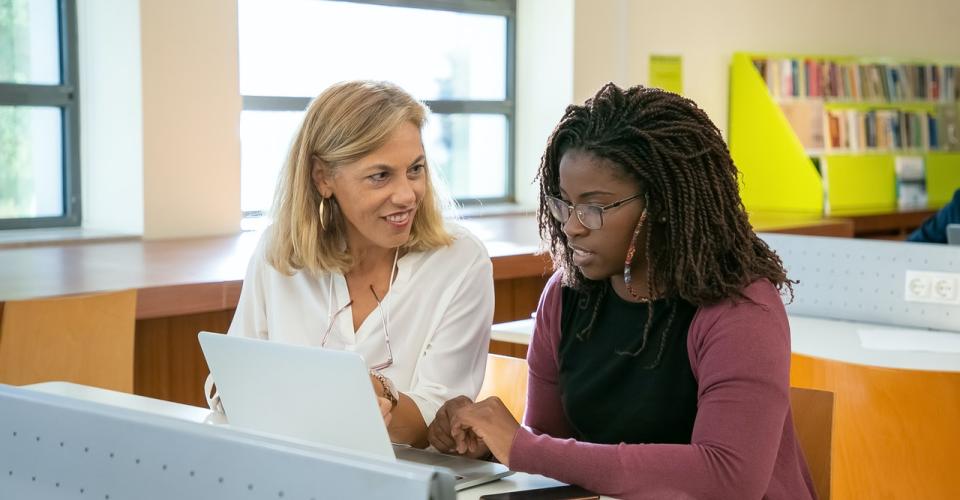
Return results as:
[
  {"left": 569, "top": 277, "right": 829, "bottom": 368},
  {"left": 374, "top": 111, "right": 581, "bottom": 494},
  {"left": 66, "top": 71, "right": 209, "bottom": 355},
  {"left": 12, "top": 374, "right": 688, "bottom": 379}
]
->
[{"left": 1, "top": 1, "right": 958, "bottom": 498}]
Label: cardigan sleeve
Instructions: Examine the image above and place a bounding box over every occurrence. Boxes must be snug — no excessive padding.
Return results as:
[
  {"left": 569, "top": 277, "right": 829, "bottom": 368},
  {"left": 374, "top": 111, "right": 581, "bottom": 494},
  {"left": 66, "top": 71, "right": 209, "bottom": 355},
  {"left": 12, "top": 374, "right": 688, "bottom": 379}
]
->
[
  {"left": 521, "top": 271, "right": 575, "bottom": 439},
  {"left": 509, "top": 280, "right": 793, "bottom": 500}
]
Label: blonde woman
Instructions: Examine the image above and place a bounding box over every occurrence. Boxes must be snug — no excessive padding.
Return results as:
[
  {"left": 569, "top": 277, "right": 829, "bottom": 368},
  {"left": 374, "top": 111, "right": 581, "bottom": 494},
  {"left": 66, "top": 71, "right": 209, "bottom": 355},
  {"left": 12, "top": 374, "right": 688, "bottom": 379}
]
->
[{"left": 220, "top": 81, "right": 494, "bottom": 447}]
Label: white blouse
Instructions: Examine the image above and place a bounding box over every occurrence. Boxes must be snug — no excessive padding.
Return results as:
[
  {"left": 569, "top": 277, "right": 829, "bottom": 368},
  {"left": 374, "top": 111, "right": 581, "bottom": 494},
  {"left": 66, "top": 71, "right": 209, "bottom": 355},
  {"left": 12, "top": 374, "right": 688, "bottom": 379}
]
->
[{"left": 227, "top": 222, "right": 494, "bottom": 424}]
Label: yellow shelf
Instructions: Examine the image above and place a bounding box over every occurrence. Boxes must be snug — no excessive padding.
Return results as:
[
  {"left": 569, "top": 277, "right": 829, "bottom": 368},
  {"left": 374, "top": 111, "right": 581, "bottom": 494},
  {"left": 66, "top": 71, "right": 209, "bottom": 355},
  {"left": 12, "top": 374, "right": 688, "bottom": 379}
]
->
[
  {"left": 729, "top": 53, "right": 822, "bottom": 214},
  {"left": 730, "top": 52, "right": 960, "bottom": 215}
]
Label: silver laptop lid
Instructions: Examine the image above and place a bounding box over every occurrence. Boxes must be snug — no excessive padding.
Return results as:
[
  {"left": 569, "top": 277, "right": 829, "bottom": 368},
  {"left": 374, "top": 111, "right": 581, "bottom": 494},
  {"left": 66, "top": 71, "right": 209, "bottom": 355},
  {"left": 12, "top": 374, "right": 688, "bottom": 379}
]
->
[
  {"left": 948, "top": 224, "right": 960, "bottom": 245},
  {"left": 199, "top": 332, "right": 513, "bottom": 490},
  {"left": 198, "top": 332, "right": 395, "bottom": 461}
]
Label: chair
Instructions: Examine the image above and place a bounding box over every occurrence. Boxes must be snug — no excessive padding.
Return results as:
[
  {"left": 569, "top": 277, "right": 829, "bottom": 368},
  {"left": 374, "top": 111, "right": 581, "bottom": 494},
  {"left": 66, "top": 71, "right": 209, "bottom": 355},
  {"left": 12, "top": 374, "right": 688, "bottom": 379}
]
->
[
  {"left": 476, "top": 353, "right": 528, "bottom": 422},
  {"left": 0, "top": 290, "right": 138, "bottom": 392},
  {"left": 789, "top": 386, "right": 835, "bottom": 500}
]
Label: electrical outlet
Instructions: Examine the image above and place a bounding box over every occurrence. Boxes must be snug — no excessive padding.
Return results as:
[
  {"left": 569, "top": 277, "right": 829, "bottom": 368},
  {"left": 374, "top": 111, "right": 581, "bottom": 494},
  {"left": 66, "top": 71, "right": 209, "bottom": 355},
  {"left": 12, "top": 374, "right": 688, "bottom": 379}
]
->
[
  {"left": 933, "top": 276, "right": 958, "bottom": 302},
  {"left": 905, "top": 271, "right": 931, "bottom": 300},
  {"left": 905, "top": 270, "right": 960, "bottom": 305}
]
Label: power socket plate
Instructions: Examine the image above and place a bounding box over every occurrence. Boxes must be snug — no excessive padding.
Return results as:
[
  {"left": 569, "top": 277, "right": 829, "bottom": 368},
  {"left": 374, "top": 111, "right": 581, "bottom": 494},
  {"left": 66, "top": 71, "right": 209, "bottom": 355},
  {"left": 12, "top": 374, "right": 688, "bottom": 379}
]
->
[{"left": 905, "top": 270, "right": 960, "bottom": 305}]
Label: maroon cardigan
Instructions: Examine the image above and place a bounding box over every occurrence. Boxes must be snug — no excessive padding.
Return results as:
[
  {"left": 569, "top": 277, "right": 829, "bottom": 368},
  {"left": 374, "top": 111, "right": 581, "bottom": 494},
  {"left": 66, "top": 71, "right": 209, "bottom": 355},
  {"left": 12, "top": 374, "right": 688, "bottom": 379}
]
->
[{"left": 509, "top": 272, "right": 816, "bottom": 500}]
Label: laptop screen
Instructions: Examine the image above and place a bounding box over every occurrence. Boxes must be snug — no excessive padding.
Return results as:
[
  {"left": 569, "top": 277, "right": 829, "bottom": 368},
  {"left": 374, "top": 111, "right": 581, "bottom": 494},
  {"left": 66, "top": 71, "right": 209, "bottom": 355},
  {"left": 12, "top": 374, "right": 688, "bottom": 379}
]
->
[
  {"left": 198, "top": 332, "right": 395, "bottom": 461},
  {"left": 947, "top": 224, "right": 960, "bottom": 245}
]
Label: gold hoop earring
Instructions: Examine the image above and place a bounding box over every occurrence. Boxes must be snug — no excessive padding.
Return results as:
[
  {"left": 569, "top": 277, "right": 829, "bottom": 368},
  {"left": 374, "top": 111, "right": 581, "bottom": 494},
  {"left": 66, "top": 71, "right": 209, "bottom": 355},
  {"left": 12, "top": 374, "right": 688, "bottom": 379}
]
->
[{"left": 318, "top": 197, "right": 327, "bottom": 231}]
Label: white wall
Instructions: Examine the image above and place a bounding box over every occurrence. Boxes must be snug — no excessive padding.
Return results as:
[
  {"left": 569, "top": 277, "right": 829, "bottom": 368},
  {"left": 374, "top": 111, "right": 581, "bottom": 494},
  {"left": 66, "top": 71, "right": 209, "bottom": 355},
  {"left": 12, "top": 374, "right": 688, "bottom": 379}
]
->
[
  {"left": 75, "top": 0, "right": 960, "bottom": 238},
  {"left": 77, "top": 0, "right": 144, "bottom": 234},
  {"left": 139, "top": 0, "right": 241, "bottom": 239},
  {"left": 572, "top": 0, "right": 960, "bottom": 137},
  {"left": 515, "top": 0, "right": 575, "bottom": 208}
]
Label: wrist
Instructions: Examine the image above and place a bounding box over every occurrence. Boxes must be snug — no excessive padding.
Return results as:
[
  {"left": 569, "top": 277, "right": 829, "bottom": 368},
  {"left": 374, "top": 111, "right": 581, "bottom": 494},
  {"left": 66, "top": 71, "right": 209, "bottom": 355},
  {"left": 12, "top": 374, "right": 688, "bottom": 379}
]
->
[{"left": 370, "top": 370, "right": 399, "bottom": 409}]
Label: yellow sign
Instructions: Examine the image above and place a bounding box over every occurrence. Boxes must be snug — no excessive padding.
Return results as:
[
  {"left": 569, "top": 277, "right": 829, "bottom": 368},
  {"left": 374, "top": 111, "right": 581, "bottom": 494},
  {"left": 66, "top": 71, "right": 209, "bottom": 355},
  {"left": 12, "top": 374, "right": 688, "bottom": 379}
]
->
[{"left": 649, "top": 55, "right": 683, "bottom": 95}]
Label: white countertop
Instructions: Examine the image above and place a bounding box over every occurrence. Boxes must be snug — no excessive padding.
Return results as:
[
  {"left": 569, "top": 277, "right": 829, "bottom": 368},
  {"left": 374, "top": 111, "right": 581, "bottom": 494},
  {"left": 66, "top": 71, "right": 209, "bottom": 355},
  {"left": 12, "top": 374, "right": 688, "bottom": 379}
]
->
[{"left": 492, "top": 315, "right": 960, "bottom": 373}]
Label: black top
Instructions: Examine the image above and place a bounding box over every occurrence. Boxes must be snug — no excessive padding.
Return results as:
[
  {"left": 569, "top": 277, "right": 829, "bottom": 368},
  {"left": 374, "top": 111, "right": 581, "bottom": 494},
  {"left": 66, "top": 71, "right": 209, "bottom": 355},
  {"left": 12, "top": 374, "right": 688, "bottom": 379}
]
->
[{"left": 558, "top": 282, "right": 699, "bottom": 445}]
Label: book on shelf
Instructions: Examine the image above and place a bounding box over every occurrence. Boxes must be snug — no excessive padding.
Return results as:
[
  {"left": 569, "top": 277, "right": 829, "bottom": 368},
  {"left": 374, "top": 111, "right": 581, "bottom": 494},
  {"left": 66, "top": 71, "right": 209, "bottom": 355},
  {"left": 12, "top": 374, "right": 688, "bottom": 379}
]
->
[
  {"left": 939, "top": 103, "right": 960, "bottom": 151},
  {"left": 822, "top": 108, "right": 936, "bottom": 153},
  {"left": 753, "top": 56, "right": 960, "bottom": 102},
  {"left": 895, "top": 156, "right": 927, "bottom": 209},
  {"left": 780, "top": 100, "right": 824, "bottom": 149}
]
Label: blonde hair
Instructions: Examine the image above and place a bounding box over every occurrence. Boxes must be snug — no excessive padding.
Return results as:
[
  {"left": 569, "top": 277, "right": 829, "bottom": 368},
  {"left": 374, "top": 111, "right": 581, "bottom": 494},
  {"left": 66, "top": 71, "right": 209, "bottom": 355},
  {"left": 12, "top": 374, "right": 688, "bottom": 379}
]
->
[{"left": 268, "top": 80, "right": 453, "bottom": 275}]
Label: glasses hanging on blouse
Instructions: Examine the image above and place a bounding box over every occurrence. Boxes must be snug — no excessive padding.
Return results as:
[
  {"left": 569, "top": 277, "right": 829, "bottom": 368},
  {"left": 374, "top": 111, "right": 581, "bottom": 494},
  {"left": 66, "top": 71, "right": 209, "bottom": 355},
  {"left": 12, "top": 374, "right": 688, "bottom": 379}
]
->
[{"left": 320, "top": 284, "right": 394, "bottom": 372}]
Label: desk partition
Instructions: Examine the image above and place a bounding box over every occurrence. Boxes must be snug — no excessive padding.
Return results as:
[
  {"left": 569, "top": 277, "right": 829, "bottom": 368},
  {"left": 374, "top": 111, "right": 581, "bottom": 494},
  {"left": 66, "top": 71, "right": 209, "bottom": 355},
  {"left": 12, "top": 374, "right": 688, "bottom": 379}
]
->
[
  {"left": 761, "top": 233, "right": 960, "bottom": 332},
  {"left": 0, "top": 385, "right": 455, "bottom": 499},
  {"left": 760, "top": 233, "right": 960, "bottom": 499}
]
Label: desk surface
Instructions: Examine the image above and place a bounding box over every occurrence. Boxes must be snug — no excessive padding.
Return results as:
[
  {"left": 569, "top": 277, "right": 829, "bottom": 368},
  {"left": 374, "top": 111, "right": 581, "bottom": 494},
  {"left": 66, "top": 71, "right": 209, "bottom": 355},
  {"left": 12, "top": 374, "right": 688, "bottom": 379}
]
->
[
  {"left": 827, "top": 207, "right": 938, "bottom": 238},
  {"left": 24, "top": 382, "right": 572, "bottom": 500},
  {"left": 0, "top": 214, "right": 851, "bottom": 319},
  {"left": 0, "top": 216, "right": 550, "bottom": 318},
  {"left": 492, "top": 315, "right": 960, "bottom": 373}
]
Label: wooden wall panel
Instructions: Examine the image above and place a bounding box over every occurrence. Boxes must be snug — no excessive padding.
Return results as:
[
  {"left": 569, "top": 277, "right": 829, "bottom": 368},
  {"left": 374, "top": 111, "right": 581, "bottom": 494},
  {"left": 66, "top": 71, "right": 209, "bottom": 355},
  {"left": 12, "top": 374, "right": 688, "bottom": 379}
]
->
[
  {"left": 489, "top": 276, "right": 546, "bottom": 359},
  {"left": 493, "top": 280, "right": 515, "bottom": 324},
  {"left": 511, "top": 276, "right": 549, "bottom": 320},
  {"left": 134, "top": 310, "right": 233, "bottom": 407}
]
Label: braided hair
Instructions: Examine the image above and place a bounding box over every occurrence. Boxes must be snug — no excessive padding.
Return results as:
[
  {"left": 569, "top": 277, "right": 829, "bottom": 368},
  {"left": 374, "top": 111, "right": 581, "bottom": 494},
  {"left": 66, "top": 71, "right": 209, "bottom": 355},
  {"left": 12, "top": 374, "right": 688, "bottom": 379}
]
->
[{"left": 538, "top": 83, "right": 793, "bottom": 364}]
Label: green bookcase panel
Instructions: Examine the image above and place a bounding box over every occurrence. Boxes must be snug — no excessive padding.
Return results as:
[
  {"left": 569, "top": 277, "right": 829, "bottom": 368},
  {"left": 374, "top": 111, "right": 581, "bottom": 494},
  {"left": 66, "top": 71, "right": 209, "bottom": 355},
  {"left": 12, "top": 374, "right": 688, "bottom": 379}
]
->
[
  {"left": 729, "top": 53, "right": 823, "bottom": 214},
  {"left": 926, "top": 152, "right": 960, "bottom": 206},
  {"left": 823, "top": 155, "right": 895, "bottom": 212}
]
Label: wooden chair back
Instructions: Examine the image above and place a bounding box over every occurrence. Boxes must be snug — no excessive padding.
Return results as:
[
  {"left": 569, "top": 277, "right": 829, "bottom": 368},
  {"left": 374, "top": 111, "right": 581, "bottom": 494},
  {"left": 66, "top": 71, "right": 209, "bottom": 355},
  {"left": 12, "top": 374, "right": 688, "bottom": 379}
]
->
[
  {"left": 790, "top": 386, "right": 835, "bottom": 500},
  {"left": 477, "top": 353, "right": 528, "bottom": 421},
  {"left": 0, "top": 290, "right": 138, "bottom": 392}
]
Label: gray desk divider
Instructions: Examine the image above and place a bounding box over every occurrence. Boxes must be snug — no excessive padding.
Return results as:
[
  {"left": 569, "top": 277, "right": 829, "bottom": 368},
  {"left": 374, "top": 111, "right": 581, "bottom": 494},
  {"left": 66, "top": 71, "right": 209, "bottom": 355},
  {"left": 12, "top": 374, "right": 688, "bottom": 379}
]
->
[
  {"left": 0, "top": 385, "right": 455, "bottom": 500},
  {"left": 760, "top": 233, "right": 960, "bottom": 333}
]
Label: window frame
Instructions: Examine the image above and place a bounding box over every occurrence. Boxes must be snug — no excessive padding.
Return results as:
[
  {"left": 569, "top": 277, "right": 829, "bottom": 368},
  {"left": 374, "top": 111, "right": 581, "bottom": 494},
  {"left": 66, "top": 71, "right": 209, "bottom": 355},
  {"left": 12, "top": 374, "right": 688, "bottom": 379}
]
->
[
  {"left": 240, "top": 0, "right": 517, "bottom": 218},
  {"left": 0, "top": 0, "right": 81, "bottom": 229}
]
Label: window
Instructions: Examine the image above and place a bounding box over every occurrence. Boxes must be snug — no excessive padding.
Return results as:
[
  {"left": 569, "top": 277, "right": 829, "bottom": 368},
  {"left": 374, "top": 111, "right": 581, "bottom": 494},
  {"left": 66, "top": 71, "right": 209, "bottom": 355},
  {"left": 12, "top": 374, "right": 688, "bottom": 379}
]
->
[
  {"left": 238, "top": 0, "right": 516, "bottom": 217},
  {"left": 0, "top": 0, "right": 79, "bottom": 229}
]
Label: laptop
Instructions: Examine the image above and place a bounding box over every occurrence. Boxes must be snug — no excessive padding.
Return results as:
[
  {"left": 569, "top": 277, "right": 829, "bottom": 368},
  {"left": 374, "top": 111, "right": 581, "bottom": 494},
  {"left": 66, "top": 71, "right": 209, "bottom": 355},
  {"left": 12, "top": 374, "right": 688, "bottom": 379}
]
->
[
  {"left": 948, "top": 224, "right": 960, "bottom": 245},
  {"left": 197, "top": 332, "right": 513, "bottom": 490}
]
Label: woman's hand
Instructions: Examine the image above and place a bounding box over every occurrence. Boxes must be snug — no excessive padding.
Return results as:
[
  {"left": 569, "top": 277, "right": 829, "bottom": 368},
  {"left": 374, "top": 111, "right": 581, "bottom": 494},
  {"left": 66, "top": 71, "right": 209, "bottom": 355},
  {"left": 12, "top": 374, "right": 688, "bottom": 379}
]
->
[
  {"left": 450, "top": 397, "right": 520, "bottom": 467},
  {"left": 428, "top": 396, "right": 490, "bottom": 458},
  {"left": 377, "top": 397, "right": 394, "bottom": 427}
]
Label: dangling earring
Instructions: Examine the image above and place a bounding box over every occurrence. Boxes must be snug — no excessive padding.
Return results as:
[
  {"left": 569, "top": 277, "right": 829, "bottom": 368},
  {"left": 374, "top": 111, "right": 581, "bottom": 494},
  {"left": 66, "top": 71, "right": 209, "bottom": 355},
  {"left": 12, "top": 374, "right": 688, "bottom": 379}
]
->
[
  {"left": 623, "top": 210, "right": 648, "bottom": 300},
  {"left": 318, "top": 197, "right": 327, "bottom": 231}
]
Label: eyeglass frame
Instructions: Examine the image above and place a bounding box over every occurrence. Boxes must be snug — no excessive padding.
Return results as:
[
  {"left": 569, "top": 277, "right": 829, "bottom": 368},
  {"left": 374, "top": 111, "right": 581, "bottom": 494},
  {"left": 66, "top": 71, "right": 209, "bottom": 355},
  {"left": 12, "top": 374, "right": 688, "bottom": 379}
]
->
[
  {"left": 545, "top": 193, "right": 645, "bottom": 230},
  {"left": 320, "top": 284, "right": 394, "bottom": 372}
]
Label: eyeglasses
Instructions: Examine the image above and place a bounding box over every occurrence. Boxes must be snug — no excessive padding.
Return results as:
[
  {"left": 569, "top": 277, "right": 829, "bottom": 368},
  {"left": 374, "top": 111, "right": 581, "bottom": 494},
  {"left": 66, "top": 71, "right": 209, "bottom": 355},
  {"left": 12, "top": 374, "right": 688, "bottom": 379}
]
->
[
  {"left": 320, "top": 284, "right": 394, "bottom": 371},
  {"left": 545, "top": 193, "right": 644, "bottom": 230}
]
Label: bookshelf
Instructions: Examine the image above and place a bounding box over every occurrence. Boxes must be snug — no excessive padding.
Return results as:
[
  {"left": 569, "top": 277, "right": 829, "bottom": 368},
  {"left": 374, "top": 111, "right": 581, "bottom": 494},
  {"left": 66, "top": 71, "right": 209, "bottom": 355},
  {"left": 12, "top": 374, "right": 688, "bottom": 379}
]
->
[{"left": 729, "top": 52, "right": 960, "bottom": 215}]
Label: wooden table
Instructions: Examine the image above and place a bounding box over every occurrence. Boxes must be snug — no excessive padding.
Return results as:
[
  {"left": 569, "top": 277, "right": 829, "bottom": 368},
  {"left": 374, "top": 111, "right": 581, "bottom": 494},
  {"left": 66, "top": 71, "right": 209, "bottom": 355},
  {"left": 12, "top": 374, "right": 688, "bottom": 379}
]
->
[
  {"left": 827, "top": 207, "right": 938, "bottom": 240},
  {"left": 749, "top": 212, "right": 854, "bottom": 238},
  {"left": 0, "top": 214, "right": 854, "bottom": 406}
]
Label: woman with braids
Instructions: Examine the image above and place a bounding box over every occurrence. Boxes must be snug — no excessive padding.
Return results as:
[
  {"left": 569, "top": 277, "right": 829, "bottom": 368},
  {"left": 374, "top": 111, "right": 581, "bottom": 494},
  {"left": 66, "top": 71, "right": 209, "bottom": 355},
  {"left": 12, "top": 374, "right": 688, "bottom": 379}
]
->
[{"left": 427, "top": 83, "right": 816, "bottom": 499}]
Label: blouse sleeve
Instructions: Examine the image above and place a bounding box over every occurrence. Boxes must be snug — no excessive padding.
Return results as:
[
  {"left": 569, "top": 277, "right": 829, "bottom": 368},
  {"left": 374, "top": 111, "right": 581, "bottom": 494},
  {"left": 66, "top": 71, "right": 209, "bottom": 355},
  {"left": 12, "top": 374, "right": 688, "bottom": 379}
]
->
[
  {"left": 226, "top": 235, "right": 270, "bottom": 340},
  {"left": 403, "top": 244, "right": 495, "bottom": 425},
  {"left": 509, "top": 282, "right": 792, "bottom": 500},
  {"left": 522, "top": 271, "right": 575, "bottom": 439}
]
